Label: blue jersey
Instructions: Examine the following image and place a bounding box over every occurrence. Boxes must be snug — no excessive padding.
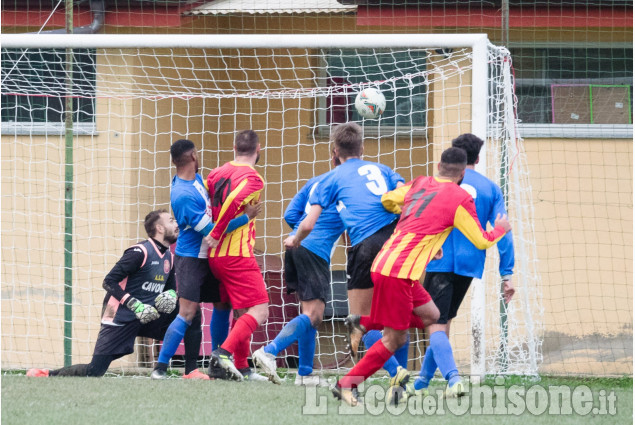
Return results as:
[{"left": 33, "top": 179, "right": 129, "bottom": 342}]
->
[
  {"left": 426, "top": 168, "right": 515, "bottom": 278},
  {"left": 285, "top": 174, "right": 346, "bottom": 263},
  {"left": 171, "top": 174, "right": 248, "bottom": 258},
  {"left": 309, "top": 158, "right": 404, "bottom": 247}
]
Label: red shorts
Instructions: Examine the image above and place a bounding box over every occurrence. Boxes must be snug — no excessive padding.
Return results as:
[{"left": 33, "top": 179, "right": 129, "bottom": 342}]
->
[
  {"left": 369, "top": 272, "right": 432, "bottom": 331},
  {"left": 208, "top": 256, "right": 269, "bottom": 310}
]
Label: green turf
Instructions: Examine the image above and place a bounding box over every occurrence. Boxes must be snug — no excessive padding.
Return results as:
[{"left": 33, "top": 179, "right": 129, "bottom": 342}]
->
[{"left": 1, "top": 374, "right": 632, "bottom": 425}]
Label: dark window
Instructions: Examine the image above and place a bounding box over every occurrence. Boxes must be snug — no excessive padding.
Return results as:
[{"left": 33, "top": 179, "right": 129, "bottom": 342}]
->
[
  {"left": 1, "top": 49, "right": 96, "bottom": 125},
  {"left": 511, "top": 47, "right": 633, "bottom": 124},
  {"left": 323, "top": 49, "right": 427, "bottom": 129}
]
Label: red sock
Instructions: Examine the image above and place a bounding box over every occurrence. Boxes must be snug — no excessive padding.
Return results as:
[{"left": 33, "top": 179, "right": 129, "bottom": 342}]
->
[
  {"left": 409, "top": 314, "right": 425, "bottom": 329},
  {"left": 338, "top": 340, "right": 393, "bottom": 389},
  {"left": 221, "top": 313, "right": 258, "bottom": 356},
  {"left": 360, "top": 315, "right": 383, "bottom": 331},
  {"left": 233, "top": 336, "right": 250, "bottom": 370}
]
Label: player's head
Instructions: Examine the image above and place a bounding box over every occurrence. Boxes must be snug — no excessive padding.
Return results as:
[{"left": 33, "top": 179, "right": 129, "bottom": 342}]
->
[
  {"left": 438, "top": 147, "right": 467, "bottom": 184},
  {"left": 145, "top": 210, "right": 179, "bottom": 245},
  {"left": 331, "top": 122, "right": 363, "bottom": 160},
  {"left": 451, "top": 133, "right": 484, "bottom": 165},
  {"left": 234, "top": 130, "right": 260, "bottom": 164},
  {"left": 171, "top": 139, "right": 198, "bottom": 172}
]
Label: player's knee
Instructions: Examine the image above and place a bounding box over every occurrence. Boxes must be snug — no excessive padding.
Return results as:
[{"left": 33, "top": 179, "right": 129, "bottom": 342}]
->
[
  {"left": 422, "top": 304, "right": 440, "bottom": 326},
  {"left": 310, "top": 316, "right": 322, "bottom": 328},
  {"left": 178, "top": 302, "right": 198, "bottom": 322},
  {"left": 382, "top": 337, "right": 404, "bottom": 353},
  {"left": 302, "top": 301, "right": 325, "bottom": 327},
  {"left": 381, "top": 330, "right": 407, "bottom": 352},
  {"left": 248, "top": 303, "right": 269, "bottom": 325},
  {"left": 305, "top": 312, "right": 322, "bottom": 328},
  {"left": 395, "top": 332, "right": 408, "bottom": 349},
  {"left": 258, "top": 308, "right": 269, "bottom": 325},
  {"left": 309, "top": 305, "right": 325, "bottom": 327},
  {"left": 430, "top": 305, "right": 441, "bottom": 323}
]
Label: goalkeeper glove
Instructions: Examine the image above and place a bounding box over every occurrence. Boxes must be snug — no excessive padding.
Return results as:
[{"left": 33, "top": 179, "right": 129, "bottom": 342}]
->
[
  {"left": 126, "top": 297, "right": 160, "bottom": 324},
  {"left": 154, "top": 289, "right": 177, "bottom": 314}
]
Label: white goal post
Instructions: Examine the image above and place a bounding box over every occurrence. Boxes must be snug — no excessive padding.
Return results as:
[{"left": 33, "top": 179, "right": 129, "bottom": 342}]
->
[{"left": 1, "top": 33, "right": 541, "bottom": 378}]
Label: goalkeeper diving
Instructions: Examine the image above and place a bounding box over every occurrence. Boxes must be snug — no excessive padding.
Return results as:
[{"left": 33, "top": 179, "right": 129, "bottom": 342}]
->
[{"left": 26, "top": 210, "right": 197, "bottom": 378}]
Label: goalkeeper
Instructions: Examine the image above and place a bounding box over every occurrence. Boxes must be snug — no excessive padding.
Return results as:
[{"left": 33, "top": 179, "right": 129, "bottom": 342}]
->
[{"left": 26, "top": 210, "right": 190, "bottom": 378}]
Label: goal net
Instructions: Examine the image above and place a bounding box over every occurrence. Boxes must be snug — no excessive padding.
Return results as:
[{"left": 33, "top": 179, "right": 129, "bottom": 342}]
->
[{"left": 1, "top": 34, "right": 541, "bottom": 377}]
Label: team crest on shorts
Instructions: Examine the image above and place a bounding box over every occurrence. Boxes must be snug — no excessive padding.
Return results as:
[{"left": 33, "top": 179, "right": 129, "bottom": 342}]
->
[{"left": 164, "top": 259, "right": 170, "bottom": 273}]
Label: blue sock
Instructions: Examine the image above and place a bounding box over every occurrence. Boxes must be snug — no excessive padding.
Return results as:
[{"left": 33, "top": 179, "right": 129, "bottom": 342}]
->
[
  {"left": 394, "top": 333, "right": 410, "bottom": 368},
  {"left": 158, "top": 315, "right": 191, "bottom": 365},
  {"left": 363, "top": 330, "right": 400, "bottom": 377},
  {"left": 414, "top": 345, "right": 437, "bottom": 390},
  {"left": 297, "top": 324, "right": 317, "bottom": 376},
  {"left": 263, "top": 314, "right": 311, "bottom": 356},
  {"left": 430, "top": 331, "right": 460, "bottom": 386},
  {"left": 211, "top": 308, "right": 231, "bottom": 351},
  {"left": 361, "top": 330, "right": 382, "bottom": 351}
]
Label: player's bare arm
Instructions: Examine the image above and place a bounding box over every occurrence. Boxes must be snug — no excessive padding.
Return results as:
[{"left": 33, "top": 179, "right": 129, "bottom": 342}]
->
[
  {"left": 283, "top": 235, "right": 297, "bottom": 249},
  {"left": 292, "top": 204, "right": 323, "bottom": 247},
  {"left": 502, "top": 278, "right": 515, "bottom": 304}
]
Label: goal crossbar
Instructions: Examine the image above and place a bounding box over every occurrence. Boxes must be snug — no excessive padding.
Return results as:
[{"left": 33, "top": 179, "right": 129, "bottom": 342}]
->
[{"left": 2, "top": 33, "right": 489, "bottom": 49}]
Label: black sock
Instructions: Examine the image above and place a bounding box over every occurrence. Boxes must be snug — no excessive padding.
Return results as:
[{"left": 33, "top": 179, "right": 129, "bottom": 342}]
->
[
  {"left": 183, "top": 308, "right": 202, "bottom": 374},
  {"left": 49, "top": 364, "right": 90, "bottom": 377}
]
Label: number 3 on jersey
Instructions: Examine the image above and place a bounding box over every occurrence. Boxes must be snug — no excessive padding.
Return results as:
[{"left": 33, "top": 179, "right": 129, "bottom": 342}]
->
[{"left": 358, "top": 164, "right": 388, "bottom": 196}]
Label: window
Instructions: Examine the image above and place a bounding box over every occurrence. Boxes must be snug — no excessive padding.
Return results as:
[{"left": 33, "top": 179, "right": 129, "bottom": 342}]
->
[
  {"left": 510, "top": 46, "right": 633, "bottom": 138},
  {"left": 321, "top": 49, "right": 427, "bottom": 132},
  {"left": 1, "top": 48, "right": 96, "bottom": 135}
]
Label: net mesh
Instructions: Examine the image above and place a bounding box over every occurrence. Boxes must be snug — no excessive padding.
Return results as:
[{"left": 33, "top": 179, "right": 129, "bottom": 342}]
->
[{"left": 1, "top": 40, "right": 544, "bottom": 377}]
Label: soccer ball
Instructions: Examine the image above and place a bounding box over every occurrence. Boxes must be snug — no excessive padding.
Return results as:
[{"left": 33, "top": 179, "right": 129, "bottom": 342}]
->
[{"left": 355, "top": 88, "right": 386, "bottom": 119}]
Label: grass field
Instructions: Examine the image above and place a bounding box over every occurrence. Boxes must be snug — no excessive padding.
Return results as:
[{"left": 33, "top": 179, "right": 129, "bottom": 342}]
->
[{"left": 2, "top": 373, "right": 632, "bottom": 425}]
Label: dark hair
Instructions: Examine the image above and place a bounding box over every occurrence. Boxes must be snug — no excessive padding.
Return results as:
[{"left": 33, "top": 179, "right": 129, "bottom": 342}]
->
[
  {"left": 235, "top": 130, "right": 259, "bottom": 155},
  {"left": 332, "top": 122, "right": 363, "bottom": 158},
  {"left": 439, "top": 147, "right": 467, "bottom": 178},
  {"left": 144, "top": 209, "right": 168, "bottom": 238},
  {"left": 451, "top": 133, "right": 484, "bottom": 165},
  {"left": 170, "top": 139, "right": 196, "bottom": 167}
]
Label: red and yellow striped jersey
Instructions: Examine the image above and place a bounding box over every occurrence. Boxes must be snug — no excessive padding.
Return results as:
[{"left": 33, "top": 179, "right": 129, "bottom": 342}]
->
[
  {"left": 206, "top": 161, "right": 265, "bottom": 258},
  {"left": 371, "top": 176, "right": 507, "bottom": 280}
]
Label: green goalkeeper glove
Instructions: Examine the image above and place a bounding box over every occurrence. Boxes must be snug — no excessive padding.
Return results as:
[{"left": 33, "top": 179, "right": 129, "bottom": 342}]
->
[
  {"left": 154, "top": 289, "right": 177, "bottom": 314},
  {"left": 126, "top": 297, "right": 160, "bottom": 324}
]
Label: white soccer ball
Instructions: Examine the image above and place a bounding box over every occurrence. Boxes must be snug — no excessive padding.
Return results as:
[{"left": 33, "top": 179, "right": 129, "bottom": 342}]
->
[{"left": 355, "top": 88, "right": 386, "bottom": 119}]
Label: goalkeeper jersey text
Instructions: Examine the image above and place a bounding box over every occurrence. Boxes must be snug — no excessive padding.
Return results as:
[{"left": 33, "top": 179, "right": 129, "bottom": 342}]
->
[
  {"left": 371, "top": 176, "right": 507, "bottom": 281},
  {"left": 101, "top": 239, "right": 174, "bottom": 325},
  {"left": 426, "top": 168, "right": 515, "bottom": 278},
  {"left": 207, "top": 161, "right": 265, "bottom": 258},
  {"left": 309, "top": 158, "right": 404, "bottom": 247}
]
